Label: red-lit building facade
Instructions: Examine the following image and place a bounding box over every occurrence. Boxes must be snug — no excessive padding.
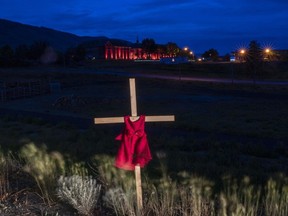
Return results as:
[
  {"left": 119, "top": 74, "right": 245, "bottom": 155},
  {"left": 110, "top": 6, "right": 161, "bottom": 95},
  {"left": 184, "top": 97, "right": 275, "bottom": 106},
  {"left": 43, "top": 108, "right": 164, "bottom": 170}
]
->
[
  {"left": 104, "top": 41, "right": 163, "bottom": 60},
  {"left": 104, "top": 41, "right": 142, "bottom": 60},
  {"left": 85, "top": 40, "right": 164, "bottom": 60}
]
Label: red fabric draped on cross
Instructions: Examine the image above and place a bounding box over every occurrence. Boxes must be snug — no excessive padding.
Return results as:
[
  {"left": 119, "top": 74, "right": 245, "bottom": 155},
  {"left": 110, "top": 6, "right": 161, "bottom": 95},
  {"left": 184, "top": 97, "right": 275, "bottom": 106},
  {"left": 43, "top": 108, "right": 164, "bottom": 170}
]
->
[{"left": 115, "top": 115, "right": 152, "bottom": 170}]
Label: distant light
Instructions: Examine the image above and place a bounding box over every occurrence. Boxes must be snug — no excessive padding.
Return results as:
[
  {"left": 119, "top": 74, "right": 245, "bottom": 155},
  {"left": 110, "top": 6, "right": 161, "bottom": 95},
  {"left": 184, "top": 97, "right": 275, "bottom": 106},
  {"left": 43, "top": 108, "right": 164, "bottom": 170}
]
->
[
  {"left": 240, "top": 49, "right": 245, "bottom": 54},
  {"left": 184, "top": 47, "right": 188, "bottom": 51},
  {"left": 265, "top": 48, "right": 271, "bottom": 53}
]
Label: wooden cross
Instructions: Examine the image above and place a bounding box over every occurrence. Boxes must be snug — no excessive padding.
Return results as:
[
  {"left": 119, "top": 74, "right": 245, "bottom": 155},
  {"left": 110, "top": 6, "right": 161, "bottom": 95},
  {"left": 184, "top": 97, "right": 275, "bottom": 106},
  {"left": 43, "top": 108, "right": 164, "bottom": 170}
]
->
[{"left": 94, "top": 78, "right": 175, "bottom": 211}]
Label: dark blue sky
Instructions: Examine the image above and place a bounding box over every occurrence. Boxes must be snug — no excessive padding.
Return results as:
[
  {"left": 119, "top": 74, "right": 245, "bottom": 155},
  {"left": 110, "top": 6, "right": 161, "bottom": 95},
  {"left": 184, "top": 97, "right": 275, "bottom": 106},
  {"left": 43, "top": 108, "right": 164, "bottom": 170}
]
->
[{"left": 1, "top": 0, "right": 288, "bottom": 55}]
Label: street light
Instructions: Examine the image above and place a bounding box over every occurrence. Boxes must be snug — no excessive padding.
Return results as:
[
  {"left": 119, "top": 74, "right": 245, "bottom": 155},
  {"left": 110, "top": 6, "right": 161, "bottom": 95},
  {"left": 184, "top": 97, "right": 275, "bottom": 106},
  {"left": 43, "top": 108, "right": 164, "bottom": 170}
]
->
[
  {"left": 182, "top": 47, "right": 190, "bottom": 60},
  {"left": 264, "top": 48, "right": 271, "bottom": 61},
  {"left": 239, "top": 49, "right": 246, "bottom": 62},
  {"left": 189, "top": 51, "right": 195, "bottom": 61}
]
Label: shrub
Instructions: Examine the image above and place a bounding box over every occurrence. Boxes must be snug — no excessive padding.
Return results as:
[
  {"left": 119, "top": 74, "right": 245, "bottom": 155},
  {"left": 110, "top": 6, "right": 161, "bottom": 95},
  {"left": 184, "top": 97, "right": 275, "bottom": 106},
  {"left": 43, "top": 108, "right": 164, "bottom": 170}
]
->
[{"left": 56, "top": 175, "right": 101, "bottom": 216}]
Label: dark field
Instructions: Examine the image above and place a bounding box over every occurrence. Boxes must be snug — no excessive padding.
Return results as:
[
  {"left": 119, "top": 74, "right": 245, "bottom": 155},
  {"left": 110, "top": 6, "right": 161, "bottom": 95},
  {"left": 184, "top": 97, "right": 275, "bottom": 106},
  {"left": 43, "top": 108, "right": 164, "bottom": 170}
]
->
[{"left": 1, "top": 65, "right": 287, "bottom": 179}]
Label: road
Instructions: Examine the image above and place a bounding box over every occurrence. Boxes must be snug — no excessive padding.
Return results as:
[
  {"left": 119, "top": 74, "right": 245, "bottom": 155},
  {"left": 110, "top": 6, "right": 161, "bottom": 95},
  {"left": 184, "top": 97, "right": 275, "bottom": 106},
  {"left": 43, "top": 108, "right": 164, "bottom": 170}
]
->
[
  {"left": 68, "top": 69, "right": 288, "bottom": 86},
  {"left": 134, "top": 73, "right": 288, "bottom": 85}
]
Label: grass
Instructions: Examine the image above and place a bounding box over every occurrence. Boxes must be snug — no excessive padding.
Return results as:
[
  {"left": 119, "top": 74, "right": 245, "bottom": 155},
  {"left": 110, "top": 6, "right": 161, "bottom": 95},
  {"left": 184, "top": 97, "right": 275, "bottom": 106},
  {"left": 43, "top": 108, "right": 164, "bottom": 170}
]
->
[
  {"left": 19, "top": 143, "right": 66, "bottom": 205},
  {"left": 0, "top": 65, "right": 287, "bottom": 215},
  {"left": 0, "top": 150, "right": 11, "bottom": 201},
  {"left": 1, "top": 123, "right": 286, "bottom": 215}
]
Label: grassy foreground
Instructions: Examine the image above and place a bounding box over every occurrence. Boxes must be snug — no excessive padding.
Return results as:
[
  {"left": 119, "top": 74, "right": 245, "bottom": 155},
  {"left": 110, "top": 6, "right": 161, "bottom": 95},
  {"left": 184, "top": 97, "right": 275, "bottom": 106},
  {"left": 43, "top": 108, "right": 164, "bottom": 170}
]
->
[{"left": 0, "top": 66, "right": 288, "bottom": 215}]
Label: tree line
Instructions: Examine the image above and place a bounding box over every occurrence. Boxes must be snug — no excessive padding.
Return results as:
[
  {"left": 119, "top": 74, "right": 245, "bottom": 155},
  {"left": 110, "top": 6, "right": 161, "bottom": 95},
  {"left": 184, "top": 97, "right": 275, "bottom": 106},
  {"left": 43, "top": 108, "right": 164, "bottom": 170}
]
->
[
  {"left": 0, "top": 38, "right": 196, "bottom": 67},
  {"left": 0, "top": 41, "right": 63, "bottom": 67},
  {"left": 0, "top": 38, "right": 283, "bottom": 67}
]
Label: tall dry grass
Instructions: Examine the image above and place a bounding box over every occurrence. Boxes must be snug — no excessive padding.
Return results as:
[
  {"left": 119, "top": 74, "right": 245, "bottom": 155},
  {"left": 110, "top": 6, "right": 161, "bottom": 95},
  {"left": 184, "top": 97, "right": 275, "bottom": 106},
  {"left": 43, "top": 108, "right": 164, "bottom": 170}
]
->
[
  {"left": 0, "top": 149, "right": 10, "bottom": 201},
  {"left": 19, "top": 143, "right": 66, "bottom": 205},
  {"left": 264, "top": 177, "right": 288, "bottom": 216},
  {"left": 93, "top": 154, "right": 288, "bottom": 216},
  {"left": 0, "top": 146, "right": 287, "bottom": 215}
]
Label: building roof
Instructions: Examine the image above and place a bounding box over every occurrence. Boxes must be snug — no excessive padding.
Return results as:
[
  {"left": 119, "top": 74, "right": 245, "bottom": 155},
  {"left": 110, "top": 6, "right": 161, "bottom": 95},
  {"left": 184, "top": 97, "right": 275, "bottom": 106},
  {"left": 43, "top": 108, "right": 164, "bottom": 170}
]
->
[{"left": 81, "top": 38, "right": 140, "bottom": 48}]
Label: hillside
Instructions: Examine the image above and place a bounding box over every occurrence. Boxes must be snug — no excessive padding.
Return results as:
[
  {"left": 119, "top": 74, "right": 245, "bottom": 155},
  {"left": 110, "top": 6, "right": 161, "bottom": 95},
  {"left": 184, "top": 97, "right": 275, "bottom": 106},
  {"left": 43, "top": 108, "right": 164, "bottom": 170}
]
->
[{"left": 0, "top": 19, "right": 126, "bottom": 52}]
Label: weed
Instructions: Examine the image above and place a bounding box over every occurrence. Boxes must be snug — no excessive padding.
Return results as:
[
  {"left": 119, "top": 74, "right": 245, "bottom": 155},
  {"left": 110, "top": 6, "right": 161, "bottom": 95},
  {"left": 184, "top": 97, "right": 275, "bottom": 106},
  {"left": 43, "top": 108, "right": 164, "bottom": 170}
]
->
[
  {"left": 264, "top": 178, "right": 288, "bottom": 216},
  {"left": 57, "top": 175, "right": 101, "bottom": 216},
  {"left": 91, "top": 154, "right": 135, "bottom": 191},
  {"left": 219, "top": 176, "right": 261, "bottom": 216},
  {"left": 19, "top": 143, "right": 65, "bottom": 205},
  {"left": 103, "top": 187, "right": 136, "bottom": 216},
  {"left": 0, "top": 150, "right": 10, "bottom": 201}
]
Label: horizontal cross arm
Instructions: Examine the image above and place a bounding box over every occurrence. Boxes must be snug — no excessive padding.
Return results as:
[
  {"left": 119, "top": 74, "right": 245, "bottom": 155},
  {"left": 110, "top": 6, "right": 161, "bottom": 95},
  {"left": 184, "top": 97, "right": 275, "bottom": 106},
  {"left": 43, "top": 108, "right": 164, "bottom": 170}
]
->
[
  {"left": 94, "top": 115, "right": 175, "bottom": 124},
  {"left": 94, "top": 117, "right": 124, "bottom": 124},
  {"left": 146, "top": 115, "right": 175, "bottom": 122}
]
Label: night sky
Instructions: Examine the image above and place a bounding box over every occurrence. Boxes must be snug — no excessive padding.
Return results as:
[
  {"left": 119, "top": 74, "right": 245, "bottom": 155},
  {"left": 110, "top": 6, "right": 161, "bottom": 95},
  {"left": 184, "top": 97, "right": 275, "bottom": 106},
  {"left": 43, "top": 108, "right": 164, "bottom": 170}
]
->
[{"left": 1, "top": 0, "right": 288, "bottom": 55}]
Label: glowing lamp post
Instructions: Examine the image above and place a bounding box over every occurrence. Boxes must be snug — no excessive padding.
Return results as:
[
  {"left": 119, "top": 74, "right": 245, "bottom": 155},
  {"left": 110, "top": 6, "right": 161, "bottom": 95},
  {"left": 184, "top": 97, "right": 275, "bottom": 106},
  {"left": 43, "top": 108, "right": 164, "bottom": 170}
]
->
[
  {"left": 239, "top": 49, "right": 246, "bottom": 62},
  {"left": 182, "top": 47, "right": 194, "bottom": 60},
  {"left": 189, "top": 51, "right": 194, "bottom": 61},
  {"left": 264, "top": 48, "right": 271, "bottom": 61}
]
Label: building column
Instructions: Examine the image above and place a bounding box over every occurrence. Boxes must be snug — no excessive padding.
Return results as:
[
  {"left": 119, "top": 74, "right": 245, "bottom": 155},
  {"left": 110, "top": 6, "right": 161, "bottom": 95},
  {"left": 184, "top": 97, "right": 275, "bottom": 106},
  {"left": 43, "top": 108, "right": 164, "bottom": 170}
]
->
[{"left": 105, "top": 47, "right": 108, "bottom": 59}]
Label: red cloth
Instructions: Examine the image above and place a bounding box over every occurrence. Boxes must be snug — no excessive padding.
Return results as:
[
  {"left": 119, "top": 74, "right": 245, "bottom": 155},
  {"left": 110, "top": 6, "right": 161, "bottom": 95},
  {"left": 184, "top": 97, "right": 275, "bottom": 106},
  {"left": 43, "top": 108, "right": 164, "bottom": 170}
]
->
[{"left": 115, "top": 115, "right": 152, "bottom": 170}]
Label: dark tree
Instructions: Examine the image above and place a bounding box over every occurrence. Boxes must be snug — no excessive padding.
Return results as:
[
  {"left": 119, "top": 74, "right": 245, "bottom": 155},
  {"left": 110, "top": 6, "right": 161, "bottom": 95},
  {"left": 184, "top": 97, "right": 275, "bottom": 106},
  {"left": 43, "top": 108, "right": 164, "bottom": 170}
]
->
[
  {"left": 156, "top": 44, "right": 166, "bottom": 58},
  {"left": 28, "top": 41, "right": 49, "bottom": 61},
  {"left": 202, "top": 48, "right": 219, "bottom": 61},
  {"left": 223, "top": 53, "right": 231, "bottom": 62},
  {"left": 15, "top": 44, "right": 30, "bottom": 62},
  {"left": 166, "top": 42, "right": 180, "bottom": 57},
  {"left": 0, "top": 45, "right": 14, "bottom": 66},
  {"left": 141, "top": 38, "right": 157, "bottom": 59},
  {"left": 65, "top": 45, "right": 86, "bottom": 64},
  {"left": 246, "top": 40, "right": 262, "bottom": 82},
  {"left": 0, "top": 45, "right": 14, "bottom": 58}
]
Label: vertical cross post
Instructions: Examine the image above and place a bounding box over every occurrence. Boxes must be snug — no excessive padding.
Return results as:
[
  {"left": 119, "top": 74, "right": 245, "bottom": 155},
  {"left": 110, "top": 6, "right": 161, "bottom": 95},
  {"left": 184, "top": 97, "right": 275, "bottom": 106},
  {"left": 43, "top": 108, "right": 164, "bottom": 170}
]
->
[
  {"left": 129, "top": 78, "right": 137, "bottom": 117},
  {"left": 135, "top": 164, "right": 143, "bottom": 211},
  {"left": 128, "top": 78, "right": 143, "bottom": 211}
]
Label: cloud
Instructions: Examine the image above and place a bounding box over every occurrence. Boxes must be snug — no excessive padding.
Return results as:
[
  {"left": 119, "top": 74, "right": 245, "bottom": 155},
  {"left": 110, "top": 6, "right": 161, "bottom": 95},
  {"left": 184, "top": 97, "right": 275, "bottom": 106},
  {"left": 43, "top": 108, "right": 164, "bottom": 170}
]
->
[{"left": 1, "top": 0, "right": 287, "bottom": 54}]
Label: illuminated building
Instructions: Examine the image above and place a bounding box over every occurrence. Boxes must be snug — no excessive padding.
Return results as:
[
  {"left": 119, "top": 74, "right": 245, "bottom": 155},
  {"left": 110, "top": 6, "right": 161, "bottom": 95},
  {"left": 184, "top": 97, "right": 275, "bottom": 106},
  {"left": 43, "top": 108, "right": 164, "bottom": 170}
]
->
[
  {"left": 85, "top": 39, "right": 163, "bottom": 60},
  {"left": 104, "top": 41, "right": 142, "bottom": 60}
]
